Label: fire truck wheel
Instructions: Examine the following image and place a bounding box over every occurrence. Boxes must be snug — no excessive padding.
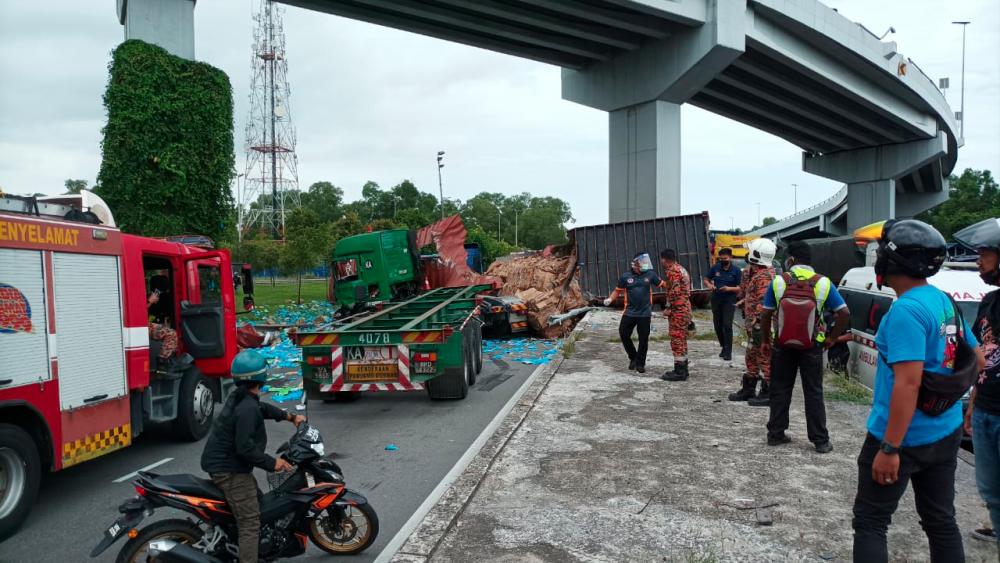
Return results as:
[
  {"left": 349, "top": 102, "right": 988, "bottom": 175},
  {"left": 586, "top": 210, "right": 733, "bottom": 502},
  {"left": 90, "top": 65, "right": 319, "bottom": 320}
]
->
[
  {"left": 174, "top": 369, "right": 215, "bottom": 441},
  {"left": 0, "top": 424, "right": 40, "bottom": 540}
]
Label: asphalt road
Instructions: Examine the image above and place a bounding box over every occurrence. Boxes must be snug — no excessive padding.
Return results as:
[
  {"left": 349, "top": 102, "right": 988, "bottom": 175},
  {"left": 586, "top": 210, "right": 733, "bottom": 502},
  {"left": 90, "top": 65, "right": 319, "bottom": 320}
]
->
[{"left": 0, "top": 358, "right": 536, "bottom": 563}]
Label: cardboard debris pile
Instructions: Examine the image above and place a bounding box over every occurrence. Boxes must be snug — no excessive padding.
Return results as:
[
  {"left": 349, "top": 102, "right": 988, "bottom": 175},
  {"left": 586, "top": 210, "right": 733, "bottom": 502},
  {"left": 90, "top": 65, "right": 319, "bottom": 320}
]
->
[{"left": 485, "top": 246, "right": 587, "bottom": 338}]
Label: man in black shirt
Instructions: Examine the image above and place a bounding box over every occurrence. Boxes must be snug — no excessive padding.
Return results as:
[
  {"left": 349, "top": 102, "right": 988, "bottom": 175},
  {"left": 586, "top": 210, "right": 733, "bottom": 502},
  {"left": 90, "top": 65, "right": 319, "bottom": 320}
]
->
[
  {"left": 201, "top": 350, "right": 306, "bottom": 562},
  {"left": 605, "top": 253, "right": 667, "bottom": 374},
  {"left": 704, "top": 247, "right": 742, "bottom": 361},
  {"left": 967, "top": 227, "right": 1000, "bottom": 553}
]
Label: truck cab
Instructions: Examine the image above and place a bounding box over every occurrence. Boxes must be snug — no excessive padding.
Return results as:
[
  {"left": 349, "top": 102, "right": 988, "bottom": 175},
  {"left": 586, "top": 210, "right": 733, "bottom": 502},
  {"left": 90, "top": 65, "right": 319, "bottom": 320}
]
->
[{"left": 331, "top": 229, "right": 421, "bottom": 310}]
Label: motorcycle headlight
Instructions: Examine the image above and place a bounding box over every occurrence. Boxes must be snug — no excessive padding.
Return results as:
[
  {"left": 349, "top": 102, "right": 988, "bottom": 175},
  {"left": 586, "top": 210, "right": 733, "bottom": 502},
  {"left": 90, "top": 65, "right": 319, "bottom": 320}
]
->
[{"left": 310, "top": 442, "right": 325, "bottom": 456}]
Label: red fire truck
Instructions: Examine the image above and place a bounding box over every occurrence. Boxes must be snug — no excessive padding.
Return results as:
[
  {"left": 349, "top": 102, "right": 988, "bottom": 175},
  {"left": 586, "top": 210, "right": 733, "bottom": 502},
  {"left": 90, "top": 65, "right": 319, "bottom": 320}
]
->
[{"left": 0, "top": 191, "right": 250, "bottom": 538}]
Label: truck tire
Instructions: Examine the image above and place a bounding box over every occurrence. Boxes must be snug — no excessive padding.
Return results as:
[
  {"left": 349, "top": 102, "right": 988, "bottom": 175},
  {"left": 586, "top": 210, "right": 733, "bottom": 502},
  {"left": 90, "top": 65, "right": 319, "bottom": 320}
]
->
[
  {"left": 473, "top": 323, "right": 483, "bottom": 376},
  {"left": 173, "top": 368, "right": 215, "bottom": 441},
  {"left": 463, "top": 327, "right": 477, "bottom": 386},
  {"left": 426, "top": 347, "right": 470, "bottom": 401},
  {"left": 0, "top": 423, "right": 41, "bottom": 540}
]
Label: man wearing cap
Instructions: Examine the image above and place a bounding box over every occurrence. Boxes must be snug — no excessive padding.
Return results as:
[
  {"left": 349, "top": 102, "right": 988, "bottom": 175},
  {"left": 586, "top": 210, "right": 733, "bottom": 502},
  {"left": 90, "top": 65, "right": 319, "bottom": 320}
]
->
[
  {"left": 201, "top": 350, "right": 307, "bottom": 562},
  {"left": 605, "top": 253, "right": 667, "bottom": 374}
]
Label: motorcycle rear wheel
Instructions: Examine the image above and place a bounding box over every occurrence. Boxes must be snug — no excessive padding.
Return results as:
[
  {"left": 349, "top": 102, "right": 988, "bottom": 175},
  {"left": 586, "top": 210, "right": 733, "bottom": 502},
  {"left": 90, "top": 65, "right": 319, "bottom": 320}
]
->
[
  {"left": 115, "top": 519, "right": 204, "bottom": 563},
  {"left": 309, "top": 502, "right": 379, "bottom": 555}
]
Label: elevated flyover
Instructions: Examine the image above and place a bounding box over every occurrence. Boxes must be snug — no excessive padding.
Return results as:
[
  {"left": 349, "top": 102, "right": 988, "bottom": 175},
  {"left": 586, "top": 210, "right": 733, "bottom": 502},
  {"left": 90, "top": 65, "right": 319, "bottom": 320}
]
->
[{"left": 272, "top": 0, "right": 959, "bottom": 229}]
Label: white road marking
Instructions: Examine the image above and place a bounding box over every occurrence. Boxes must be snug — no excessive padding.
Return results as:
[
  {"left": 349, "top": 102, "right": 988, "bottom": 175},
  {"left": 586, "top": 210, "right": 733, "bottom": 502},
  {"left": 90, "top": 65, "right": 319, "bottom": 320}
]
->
[
  {"left": 372, "top": 362, "right": 548, "bottom": 563},
  {"left": 112, "top": 457, "right": 174, "bottom": 483}
]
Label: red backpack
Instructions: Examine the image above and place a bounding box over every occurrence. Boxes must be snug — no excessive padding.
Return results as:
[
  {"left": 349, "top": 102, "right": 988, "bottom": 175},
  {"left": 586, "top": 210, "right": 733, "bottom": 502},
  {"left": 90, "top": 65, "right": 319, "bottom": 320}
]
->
[{"left": 775, "top": 272, "right": 821, "bottom": 350}]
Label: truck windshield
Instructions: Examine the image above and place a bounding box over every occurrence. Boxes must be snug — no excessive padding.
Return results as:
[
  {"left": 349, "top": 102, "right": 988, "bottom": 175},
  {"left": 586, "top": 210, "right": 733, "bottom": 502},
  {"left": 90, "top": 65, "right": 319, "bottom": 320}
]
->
[{"left": 335, "top": 259, "right": 359, "bottom": 281}]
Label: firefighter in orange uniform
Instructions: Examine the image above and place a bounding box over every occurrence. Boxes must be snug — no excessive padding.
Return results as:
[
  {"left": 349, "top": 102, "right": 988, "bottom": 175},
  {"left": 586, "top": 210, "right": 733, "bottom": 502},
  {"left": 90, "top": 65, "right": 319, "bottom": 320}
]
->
[
  {"left": 731, "top": 238, "right": 778, "bottom": 405},
  {"left": 659, "top": 249, "right": 693, "bottom": 381}
]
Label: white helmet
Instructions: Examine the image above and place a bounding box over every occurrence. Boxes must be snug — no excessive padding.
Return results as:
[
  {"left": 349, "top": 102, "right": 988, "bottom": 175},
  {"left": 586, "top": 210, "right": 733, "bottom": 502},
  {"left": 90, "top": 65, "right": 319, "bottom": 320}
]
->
[{"left": 746, "top": 238, "right": 776, "bottom": 266}]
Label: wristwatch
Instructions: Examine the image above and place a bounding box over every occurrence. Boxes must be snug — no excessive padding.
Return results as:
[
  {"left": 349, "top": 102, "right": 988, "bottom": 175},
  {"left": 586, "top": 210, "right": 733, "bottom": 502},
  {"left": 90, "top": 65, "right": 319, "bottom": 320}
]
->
[{"left": 879, "top": 440, "right": 901, "bottom": 455}]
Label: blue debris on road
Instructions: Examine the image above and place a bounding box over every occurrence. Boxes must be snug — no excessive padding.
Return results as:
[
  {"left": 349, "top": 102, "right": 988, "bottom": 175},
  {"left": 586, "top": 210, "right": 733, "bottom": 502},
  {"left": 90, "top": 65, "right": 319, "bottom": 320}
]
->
[
  {"left": 385, "top": 444, "right": 399, "bottom": 451},
  {"left": 482, "top": 337, "right": 561, "bottom": 365}
]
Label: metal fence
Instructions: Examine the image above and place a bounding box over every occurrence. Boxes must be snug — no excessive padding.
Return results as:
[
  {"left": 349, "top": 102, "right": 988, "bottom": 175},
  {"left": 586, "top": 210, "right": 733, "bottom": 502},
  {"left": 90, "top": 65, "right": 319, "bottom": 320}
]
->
[{"left": 571, "top": 212, "right": 712, "bottom": 300}]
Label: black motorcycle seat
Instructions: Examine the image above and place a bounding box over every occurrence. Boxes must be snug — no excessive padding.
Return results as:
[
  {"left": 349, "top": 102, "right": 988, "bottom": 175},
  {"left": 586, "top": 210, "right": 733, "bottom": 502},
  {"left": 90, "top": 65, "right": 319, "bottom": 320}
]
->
[{"left": 147, "top": 473, "right": 226, "bottom": 501}]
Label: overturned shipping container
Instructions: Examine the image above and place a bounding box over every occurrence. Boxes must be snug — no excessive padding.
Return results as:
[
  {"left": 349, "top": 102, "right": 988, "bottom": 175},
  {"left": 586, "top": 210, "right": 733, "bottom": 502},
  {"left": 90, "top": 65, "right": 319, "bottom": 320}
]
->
[{"left": 571, "top": 212, "right": 712, "bottom": 303}]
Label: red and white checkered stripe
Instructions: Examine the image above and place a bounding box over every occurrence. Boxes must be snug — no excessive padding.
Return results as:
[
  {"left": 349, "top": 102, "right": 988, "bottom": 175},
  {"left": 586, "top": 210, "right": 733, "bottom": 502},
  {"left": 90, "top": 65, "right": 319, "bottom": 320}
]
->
[{"left": 319, "top": 345, "right": 423, "bottom": 392}]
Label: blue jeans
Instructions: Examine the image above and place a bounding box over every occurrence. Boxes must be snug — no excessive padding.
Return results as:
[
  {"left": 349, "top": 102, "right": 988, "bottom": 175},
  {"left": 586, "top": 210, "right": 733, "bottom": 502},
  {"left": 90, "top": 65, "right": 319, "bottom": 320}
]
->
[{"left": 972, "top": 408, "right": 1000, "bottom": 546}]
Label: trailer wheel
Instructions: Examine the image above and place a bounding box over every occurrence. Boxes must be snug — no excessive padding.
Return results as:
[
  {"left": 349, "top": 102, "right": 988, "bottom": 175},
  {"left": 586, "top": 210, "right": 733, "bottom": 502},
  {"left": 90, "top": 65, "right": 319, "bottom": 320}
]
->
[
  {"left": 473, "top": 323, "right": 483, "bottom": 376},
  {"left": 426, "top": 354, "right": 470, "bottom": 400},
  {"left": 174, "top": 368, "right": 215, "bottom": 441},
  {"left": 462, "top": 327, "right": 477, "bottom": 387},
  {"left": 0, "top": 424, "right": 41, "bottom": 540}
]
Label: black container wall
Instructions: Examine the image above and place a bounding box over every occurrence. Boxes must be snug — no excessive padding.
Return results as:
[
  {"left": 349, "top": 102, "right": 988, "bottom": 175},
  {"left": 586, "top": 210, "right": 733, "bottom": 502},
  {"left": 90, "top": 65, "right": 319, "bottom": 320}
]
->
[{"left": 572, "top": 212, "right": 712, "bottom": 300}]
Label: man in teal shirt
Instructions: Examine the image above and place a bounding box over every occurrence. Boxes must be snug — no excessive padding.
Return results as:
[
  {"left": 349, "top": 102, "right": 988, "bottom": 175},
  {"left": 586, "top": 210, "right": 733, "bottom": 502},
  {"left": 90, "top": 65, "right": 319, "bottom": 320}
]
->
[{"left": 852, "top": 219, "right": 984, "bottom": 562}]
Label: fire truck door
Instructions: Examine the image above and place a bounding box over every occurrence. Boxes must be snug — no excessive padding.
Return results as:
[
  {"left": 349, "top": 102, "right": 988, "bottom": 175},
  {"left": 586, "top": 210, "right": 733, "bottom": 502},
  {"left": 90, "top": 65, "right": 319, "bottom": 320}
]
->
[
  {"left": 179, "top": 254, "right": 226, "bottom": 359},
  {"left": 0, "top": 249, "right": 52, "bottom": 389}
]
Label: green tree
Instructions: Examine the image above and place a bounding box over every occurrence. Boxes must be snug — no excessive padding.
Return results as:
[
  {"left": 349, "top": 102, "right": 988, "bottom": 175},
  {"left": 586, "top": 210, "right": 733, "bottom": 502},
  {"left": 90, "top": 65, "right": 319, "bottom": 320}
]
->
[
  {"left": 918, "top": 169, "right": 1000, "bottom": 239},
  {"left": 516, "top": 195, "right": 573, "bottom": 249},
  {"left": 64, "top": 179, "right": 88, "bottom": 194},
  {"left": 762, "top": 216, "right": 778, "bottom": 227},
  {"left": 95, "top": 40, "right": 235, "bottom": 240},
  {"left": 241, "top": 236, "right": 281, "bottom": 286},
  {"left": 280, "top": 208, "right": 331, "bottom": 303},
  {"left": 465, "top": 225, "right": 516, "bottom": 268},
  {"left": 299, "top": 181, "right": 344, "bottom": 223}
]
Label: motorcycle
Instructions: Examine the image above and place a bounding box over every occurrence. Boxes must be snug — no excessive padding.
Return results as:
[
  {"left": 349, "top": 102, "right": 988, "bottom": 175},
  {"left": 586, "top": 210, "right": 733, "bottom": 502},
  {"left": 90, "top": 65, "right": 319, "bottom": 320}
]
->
[{"left": 90, "top": 424, "right": 378, "bottom": 562}]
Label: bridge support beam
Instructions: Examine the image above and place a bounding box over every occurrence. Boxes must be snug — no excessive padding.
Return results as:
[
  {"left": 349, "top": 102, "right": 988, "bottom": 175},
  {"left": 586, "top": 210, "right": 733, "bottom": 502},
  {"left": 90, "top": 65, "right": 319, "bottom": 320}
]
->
[
  {"left": 609, "top": 101, "right": 681, "bottom": 222},
  {"left": 803, "top": 133, "right": 948, "bottom": 231},
  {"left": 563, "top": 0, "right": 744, "bottom": 222},
  {"left": 118, "top": 0, "right": 196, "bottom": 60}
]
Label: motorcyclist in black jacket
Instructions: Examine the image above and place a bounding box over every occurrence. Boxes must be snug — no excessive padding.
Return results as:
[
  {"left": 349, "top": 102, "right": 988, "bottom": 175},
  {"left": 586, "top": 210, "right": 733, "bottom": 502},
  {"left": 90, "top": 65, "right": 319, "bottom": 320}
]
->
[{"left": 201, "top": 350, "right": 305, "bottom": 563}]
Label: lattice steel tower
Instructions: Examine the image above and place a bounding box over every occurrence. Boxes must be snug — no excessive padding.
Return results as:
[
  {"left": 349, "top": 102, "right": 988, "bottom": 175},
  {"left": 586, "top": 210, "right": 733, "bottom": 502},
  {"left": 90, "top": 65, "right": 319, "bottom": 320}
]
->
[{"left": 237, "top": 0, "right": 299, "bottom": 240}]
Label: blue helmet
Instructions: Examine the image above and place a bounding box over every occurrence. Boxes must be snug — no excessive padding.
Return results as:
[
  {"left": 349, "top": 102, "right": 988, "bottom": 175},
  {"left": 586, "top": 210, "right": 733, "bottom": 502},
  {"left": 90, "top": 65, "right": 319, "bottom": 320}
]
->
[{"left": 231, "top": 350, "right": 268, "bottom": 384}]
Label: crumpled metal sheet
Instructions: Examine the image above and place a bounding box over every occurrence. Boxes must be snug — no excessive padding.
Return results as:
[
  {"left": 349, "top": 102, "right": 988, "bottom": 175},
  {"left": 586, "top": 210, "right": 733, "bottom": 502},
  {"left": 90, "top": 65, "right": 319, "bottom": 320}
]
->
[
  {"left": 482, "top": 337, "right": 562, "bottom": 365},
  {"left": 417, "top": 215, "right": 501, "bottom": 288}
]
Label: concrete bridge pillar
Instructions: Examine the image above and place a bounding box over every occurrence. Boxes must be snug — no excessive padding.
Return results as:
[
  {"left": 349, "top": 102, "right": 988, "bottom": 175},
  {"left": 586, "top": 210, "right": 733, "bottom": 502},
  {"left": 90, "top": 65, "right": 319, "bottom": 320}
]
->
[
  {"left": 609, "top": 101, "right": 681, "bottom": 222},
  {"left": 117, "top": 0, "right": 196, "bottom": 60},
  {"left": 803, "top": 133, "right": 949, "bottom": 231}
]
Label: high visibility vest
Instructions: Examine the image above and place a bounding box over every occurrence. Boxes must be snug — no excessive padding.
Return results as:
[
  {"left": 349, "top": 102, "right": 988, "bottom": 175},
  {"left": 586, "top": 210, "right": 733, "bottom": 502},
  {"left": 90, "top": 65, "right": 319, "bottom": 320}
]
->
[{"left": 771, "top": 266, "right": 834, "bottom": 342}]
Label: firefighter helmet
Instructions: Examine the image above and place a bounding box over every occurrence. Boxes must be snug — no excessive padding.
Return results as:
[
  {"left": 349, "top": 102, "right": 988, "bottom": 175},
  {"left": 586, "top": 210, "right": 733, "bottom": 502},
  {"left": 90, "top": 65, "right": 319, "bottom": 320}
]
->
[
  {"left": 231, "top": 350, "right": 268, "bottom": 384},
  {"left": 746, "top": 238, "right": 776, "bottom": 266}
]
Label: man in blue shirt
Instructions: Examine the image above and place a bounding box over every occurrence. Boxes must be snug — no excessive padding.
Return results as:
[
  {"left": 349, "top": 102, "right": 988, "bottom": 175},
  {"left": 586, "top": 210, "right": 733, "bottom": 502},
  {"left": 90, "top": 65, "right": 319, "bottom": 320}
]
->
[
  {"left": 760, "top": 241, "right": 849, "bottom": 453},
  {"left": 705, "top": 248, "right": 742, "bottom": 361},
  {"left": 604, "top": 253, "right": 667, "bottom": 374},
  {"left": 852, "top": 220, "right": 984, "bottom": 562}
]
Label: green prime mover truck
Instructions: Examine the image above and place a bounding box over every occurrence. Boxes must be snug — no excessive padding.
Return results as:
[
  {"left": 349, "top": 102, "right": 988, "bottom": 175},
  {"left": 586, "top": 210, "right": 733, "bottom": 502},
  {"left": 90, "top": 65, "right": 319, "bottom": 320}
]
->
[
  {"left": 294, "top": 285, "right": 487, "bottom": 401},
  {"left": 329, "top": 229, "right": 423, "bottom": 312}
]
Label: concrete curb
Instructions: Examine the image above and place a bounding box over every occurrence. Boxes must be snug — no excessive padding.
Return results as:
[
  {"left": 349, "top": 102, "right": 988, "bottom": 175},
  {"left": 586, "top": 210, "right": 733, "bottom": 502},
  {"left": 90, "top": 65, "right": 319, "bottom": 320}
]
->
[{"left": 384, "top": 314, "right": 592, "bottom": 563}]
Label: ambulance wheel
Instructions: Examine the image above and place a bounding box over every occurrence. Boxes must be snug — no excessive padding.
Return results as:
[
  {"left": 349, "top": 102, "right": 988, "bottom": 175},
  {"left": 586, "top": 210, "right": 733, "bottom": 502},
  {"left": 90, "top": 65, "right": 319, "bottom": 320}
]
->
[
  {"left": 174, "top": 369, "right": 215, "bottom": 441},
  {"left": 0, "top": 424, "right": 40, "bottom": 540}
]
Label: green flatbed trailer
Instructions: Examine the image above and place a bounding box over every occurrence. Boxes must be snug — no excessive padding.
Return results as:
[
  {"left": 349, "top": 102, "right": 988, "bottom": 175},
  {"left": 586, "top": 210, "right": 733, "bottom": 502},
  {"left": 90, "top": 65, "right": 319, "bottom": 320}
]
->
[{"left": 293, "top": 285, "right": 488, "bottom": 400}]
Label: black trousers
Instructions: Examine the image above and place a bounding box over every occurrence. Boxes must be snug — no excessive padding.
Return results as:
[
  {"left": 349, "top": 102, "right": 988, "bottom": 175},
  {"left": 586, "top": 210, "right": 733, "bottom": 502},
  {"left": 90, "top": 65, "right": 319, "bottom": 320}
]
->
[
  {"left": 710, "top": 297, "right": 735, "bottom": 354},
  {"left": 852, "top": 429, "right": 964, "bottom": 563},
  {"left": 619, "top": 315, "right": 651, "bottom": 366},
  {"left": 766, "top": 346, "right": 829, "bottom": 444}
]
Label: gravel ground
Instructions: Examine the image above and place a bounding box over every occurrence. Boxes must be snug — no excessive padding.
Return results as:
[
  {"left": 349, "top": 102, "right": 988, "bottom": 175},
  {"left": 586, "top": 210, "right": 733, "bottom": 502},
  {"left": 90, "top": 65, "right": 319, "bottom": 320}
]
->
[{"left": 425, "top": 309, "right": 995, "bottom": 562}]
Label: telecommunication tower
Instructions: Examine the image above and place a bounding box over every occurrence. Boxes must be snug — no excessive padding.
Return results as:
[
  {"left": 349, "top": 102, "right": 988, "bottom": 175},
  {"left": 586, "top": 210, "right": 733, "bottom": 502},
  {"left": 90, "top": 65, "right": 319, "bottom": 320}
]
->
[{"left": 237, "top": 0, "right": 299, "bottom": 240}]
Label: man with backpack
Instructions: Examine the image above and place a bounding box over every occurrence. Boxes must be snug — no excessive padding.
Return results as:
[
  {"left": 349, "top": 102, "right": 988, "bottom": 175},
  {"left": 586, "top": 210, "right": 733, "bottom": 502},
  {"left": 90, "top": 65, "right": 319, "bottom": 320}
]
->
[
  {"left": 851, "top": 219, "right": 984, "bottom": 562},
  {"left": 759, "top": 241, "right": 849, "bottom": 453}
]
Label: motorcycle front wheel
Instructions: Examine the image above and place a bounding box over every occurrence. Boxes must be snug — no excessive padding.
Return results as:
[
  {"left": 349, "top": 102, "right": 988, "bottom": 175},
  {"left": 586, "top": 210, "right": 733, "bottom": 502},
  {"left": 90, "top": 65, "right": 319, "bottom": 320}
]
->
[
  {"left": 309, "top": 502, "right": 379, "bottom": 555},
  {"left": 115, "top": 519, "right": 204, "bottom": 563}
]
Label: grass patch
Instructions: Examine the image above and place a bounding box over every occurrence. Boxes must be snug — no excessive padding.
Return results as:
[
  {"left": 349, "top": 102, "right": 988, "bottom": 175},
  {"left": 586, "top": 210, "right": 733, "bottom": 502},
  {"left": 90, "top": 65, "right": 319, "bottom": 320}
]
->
[
  {"left": 689, "top": 331, "right": 719, "bottom": 341},
  {"left": 606, "top": 334, "right": 671, "bottom": 343},
  {"left": 826, "top": 371, "right": 873, "bottom": 405},
  {"left": 251, "top": 278, "right": 328, "bottom": 309}
]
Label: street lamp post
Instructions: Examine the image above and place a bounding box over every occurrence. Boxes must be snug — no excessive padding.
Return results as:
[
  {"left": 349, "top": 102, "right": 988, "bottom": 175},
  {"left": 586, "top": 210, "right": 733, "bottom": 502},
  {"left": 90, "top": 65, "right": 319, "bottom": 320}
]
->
[
  {"left": 952, "top": 21, "right": 970, "bottom": 139},
  {"left": 792, "top": 183, "right": 798, "bottom": 213},
  {"left": 756, "top": 202, "right": 761, "bottom": 227},
  {"left": 436, "top": 151, "right": 445, "bottom": 219},
  {"left": 490, "top": 201, "right": 503, "bottom": 242}
]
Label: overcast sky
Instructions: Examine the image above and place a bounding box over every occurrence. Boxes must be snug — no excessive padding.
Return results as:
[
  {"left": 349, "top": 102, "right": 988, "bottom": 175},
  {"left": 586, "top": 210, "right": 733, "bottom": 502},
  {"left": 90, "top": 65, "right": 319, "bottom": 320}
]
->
[{"left": 1, "top": 1, "right": 997, "bottom": 231}]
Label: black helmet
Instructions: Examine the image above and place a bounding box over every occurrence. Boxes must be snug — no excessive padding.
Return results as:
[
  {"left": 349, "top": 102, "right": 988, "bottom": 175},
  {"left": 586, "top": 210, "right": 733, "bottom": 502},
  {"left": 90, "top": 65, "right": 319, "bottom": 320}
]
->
[
  {"left": 875, "top": 219, "right": 946, "bottom": 285},
  {"left": 954, "top": 218, "right": 1000, "bottom": 284}
]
